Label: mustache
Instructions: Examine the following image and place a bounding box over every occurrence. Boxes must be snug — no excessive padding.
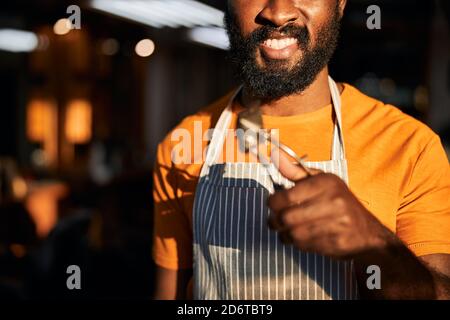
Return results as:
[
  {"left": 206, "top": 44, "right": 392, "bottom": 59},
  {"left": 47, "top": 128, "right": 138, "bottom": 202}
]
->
[{"left": 244, "top": 24, "right": 310, "bottom": 49}]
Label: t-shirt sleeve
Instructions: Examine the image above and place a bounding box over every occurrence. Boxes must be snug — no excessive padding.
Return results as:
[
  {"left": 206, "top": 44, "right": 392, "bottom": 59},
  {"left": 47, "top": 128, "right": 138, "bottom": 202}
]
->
[
  {"left": 152, "top": 140, "right": 193, "bottom": 270},
  {"left": 396, "top": 134, "right": 450, "bottom": 256}
]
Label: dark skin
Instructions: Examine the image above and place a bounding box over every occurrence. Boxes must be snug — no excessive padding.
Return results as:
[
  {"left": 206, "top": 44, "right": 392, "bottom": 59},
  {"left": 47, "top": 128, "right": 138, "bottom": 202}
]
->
[
  {"left": 269, "top": 148, "right": 450, "bottom": 299},
  {"left": 154, "top": 0, "right": 450, "bottom": 299}
]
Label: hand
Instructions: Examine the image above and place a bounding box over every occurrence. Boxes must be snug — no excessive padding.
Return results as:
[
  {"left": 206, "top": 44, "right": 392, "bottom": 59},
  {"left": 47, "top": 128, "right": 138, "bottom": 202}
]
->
[{"left": 268, "top": 149, "right": 390, "bottom": 259}]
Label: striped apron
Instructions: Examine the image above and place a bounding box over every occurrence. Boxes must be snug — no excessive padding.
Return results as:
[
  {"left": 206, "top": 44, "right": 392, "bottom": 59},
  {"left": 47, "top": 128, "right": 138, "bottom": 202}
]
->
[{"left": 193, "top": 77, "right": 359, "bottom": 300}]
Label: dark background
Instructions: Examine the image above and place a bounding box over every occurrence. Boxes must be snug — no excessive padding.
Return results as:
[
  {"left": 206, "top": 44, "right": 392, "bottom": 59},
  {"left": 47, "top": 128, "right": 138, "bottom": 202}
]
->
[{"left": 0, "top": 0, "right": 449, "bottom": 299}]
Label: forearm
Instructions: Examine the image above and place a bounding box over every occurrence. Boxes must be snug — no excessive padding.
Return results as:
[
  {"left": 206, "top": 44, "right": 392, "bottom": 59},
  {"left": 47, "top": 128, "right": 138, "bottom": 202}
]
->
[
  {"left": 153, "top": 267, "right": 192, "bottom": 300},
  {"left": 354, "top": 229, "right": 447, "bottom": 299}
]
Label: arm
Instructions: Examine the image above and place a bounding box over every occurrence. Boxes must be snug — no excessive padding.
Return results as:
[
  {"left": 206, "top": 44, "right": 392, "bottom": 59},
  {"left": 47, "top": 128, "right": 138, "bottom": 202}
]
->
[
  {"left": 355, "top": 134, "right": 449, "bottom": 299},
  {"left": 268, "top": 147, "right": 450, "bottom": 299},
  {"left": 153, "top": 267, "right": 192, "bottom": 300},
  {"left": 353, "top": 235, "right": 450, "bottom": 299},
  {"left": 420, "top": 254, "right": 450, "bottom": 299},
  {"left": 152, "top": 141, "right": 194, "bottom": 300}
]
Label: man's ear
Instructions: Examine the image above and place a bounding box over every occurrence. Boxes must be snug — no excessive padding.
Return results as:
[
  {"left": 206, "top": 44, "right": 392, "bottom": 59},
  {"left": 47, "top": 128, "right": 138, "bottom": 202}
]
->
[{"left": 338, "top": 0, "right": 347, "bottom": 19}]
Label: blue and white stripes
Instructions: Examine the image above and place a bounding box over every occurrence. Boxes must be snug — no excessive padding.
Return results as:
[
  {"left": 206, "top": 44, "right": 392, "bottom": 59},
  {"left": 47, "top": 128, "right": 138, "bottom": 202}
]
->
[{"left": 192, "top": 77, "right": 358, "bottom": 300}]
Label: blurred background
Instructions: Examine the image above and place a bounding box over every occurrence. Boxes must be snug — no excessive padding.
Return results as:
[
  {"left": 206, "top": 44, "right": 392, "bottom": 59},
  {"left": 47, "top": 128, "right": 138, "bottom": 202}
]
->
[{"left": 0, "top": 0, "right": 449, "bottom": 299}]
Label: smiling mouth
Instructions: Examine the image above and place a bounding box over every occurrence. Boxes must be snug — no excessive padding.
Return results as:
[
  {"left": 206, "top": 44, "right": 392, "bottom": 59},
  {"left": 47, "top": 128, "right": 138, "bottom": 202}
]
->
[{"left": 260, "top": 37, "right": 299, "bottom": 60}]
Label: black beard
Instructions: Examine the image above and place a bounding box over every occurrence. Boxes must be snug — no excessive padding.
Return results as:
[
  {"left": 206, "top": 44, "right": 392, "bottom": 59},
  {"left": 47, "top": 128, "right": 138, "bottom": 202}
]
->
[{"left": 225, "top": 7, "right": 341, "bottom": 101}]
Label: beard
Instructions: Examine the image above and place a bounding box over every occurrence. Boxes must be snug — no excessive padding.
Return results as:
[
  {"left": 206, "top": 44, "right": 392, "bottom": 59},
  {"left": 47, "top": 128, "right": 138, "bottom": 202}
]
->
[{"left": 225, "top": 6, "right": 341, "bottom": 101}]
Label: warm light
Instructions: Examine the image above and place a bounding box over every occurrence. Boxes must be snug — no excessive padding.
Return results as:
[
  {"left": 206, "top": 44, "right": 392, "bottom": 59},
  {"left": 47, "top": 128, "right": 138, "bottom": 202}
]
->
[
  {"left": 26, "top": 183, "right": 68, "bottom": 238},
  {"left": 135, "top": 39, "right": 155, "bottom": 57},
  {"left": 26, "top": 98, "right": 58, "bottom": 167},
  {"left": 53, "top": 18, "right": 72, "bottom": 36},
  {"left": 10, "top": 244, "right": 26, "bottom": 259},
  {"left": 12, "top": 177, "right": 28, "bottom": 200},
  {"left": 27, "top": 99, "right": 53, "bottom": 142},
  {"left": 65, "top": 99, "right": 93, "bottom": 144}
]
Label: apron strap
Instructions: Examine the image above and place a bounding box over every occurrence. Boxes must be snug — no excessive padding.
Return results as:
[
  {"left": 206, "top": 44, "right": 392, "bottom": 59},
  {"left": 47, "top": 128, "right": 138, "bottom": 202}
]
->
[
  {"left": 201, "top": 78, "right": 346, "bottom": 176},
  {"left": 200, "top": 86, "right": 242, "bottom": 177},
  {"left": 329, "top": 77, "right": 346, "bottom": 161}
]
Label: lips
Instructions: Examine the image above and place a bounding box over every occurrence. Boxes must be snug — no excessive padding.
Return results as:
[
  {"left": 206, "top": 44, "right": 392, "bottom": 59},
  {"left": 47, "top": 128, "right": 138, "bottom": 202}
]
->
[{"left": 260, "top": 37, "right": 299, "bottom": 60}]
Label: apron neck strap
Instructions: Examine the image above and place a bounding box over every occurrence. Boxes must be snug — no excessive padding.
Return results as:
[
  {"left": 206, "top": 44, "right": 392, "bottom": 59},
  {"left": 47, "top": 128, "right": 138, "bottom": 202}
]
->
[
  {"left": 200, "top": 86, "right": 241, "bottom": 177},
  {"left": 201, "top": 78, "right": 346, "bottom": 176},
  {"left": 329, "top": 76, "right": 346, "bottom": 161}
]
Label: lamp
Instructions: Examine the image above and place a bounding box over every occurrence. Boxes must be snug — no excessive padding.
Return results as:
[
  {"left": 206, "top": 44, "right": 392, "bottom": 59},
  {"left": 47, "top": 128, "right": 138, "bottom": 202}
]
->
[{"left": 65, "top": 99, "right": 93, "bottom": 144}]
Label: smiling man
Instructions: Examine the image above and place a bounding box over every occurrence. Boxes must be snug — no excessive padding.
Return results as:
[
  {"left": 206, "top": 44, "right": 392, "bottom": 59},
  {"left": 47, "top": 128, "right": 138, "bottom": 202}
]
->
[{"left": 152, "top": 0, "right": 450, "bottom": 300}]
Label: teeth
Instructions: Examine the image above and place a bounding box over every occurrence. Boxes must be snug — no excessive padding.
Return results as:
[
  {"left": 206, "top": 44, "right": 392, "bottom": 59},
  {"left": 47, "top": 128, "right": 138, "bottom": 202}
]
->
[{"left": 264, "top": 38, "right": 297, "bottom": 50}]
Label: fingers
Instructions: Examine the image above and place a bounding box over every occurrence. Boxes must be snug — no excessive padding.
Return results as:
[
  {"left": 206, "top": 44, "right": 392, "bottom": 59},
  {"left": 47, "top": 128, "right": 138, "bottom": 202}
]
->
[
  {"left": 277, "top": 216, "right": 336, "bottom": 248},
  {"left": 275, "top": 216, "right": 351, "bottom": 258},
  {"left": 268, "top": 171, "right": 347, "bottom": 212},
  {"left": 268, "top": 173, "right": 326, "bottom": 212},
  {"left": 271, "top": 146, "right": 311, "bottom": 182},
  {"left": 268, "top": 194, "right": 335, "bottom": 232}
]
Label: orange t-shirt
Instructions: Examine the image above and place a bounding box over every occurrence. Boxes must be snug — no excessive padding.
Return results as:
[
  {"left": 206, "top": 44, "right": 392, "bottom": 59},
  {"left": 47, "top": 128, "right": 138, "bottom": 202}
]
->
[{"left": 152, "top": 83, "right": 450, "bottom": 271}]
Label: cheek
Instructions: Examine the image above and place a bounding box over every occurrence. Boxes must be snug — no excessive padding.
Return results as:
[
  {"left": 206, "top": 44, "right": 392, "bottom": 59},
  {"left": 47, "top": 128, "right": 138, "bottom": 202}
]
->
[
  {"left": 231, "top": 2, "right": 265, "bottom": 37},
  {"left": 298, "top": 2, "right": 338, "bottom": 40}
]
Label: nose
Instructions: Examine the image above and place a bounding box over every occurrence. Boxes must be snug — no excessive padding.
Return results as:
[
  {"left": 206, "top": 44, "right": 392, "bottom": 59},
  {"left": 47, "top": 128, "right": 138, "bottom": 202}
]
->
[{"left": 257, "top": 0, "right": 301, "bottom": 28}]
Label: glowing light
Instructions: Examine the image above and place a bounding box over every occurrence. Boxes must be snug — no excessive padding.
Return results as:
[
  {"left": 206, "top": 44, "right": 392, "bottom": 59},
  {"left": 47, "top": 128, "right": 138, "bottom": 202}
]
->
[
  {"left": 65, "top": 99, "right": 93, "bottom": 144},
  {"left": 26, "top": 183, "right": 68, "bottom": 238},
  {"left": 27, "top": 99, "right": 53, "bottom": 142},
  {"left": 135, "top": 39, "right": 155, "bottom": 57},
  {"left": 12, "top": 177, "right": 28, "bottom": 200},
  {"left": 90, "top": 0, "right": 224, "bottom": 29},
  {"left": 10, "top": 244, "right": 26, "bottom": 259},
  {"left": 26, "top": 98, "right": 58, "bottom": 167},
  {"left": 53, "top": 18, "right": 72, "bottom": 35},
  {"left": 0, "top": 29, "right": 39, "bottom": 52},
  {"left": 188, "top": 27, "right": 229, "bottom": 50}
]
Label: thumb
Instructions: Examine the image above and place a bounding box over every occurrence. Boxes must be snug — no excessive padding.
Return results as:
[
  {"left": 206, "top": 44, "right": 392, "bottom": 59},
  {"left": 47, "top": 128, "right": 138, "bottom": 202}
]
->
[{"left": 271, "top": 146, "right": 310, "bottom": 182}]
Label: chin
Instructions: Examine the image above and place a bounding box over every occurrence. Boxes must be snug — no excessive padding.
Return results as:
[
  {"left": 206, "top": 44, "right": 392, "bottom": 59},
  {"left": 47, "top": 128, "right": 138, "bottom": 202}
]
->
[
  {"left": 256, "top": 51, "right": 301, "bottom": 71},
  {"left": 259, "top": 59, "right": 299, "bottom": 73}
]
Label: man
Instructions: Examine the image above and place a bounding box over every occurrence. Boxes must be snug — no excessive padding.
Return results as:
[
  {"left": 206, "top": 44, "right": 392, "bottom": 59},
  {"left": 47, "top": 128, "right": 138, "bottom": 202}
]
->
[{"left": 153, "top": 0, "right": 450, "bottom": 300}]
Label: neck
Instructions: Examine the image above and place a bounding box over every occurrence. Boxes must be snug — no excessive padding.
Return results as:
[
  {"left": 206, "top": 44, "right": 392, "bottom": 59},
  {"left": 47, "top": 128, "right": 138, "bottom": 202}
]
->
[{"left": 241, "top": 67, "right": 335, "bottom": 117}]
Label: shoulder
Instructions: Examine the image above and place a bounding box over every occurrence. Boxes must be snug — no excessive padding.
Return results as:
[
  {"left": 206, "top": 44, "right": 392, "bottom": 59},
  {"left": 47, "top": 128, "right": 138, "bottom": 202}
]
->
[
  {"left": 341, "top": 83, "right": 439, "bottom": 154},
  {"left": 156, "top": 90, "right": 235, "bottom": 167}
]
